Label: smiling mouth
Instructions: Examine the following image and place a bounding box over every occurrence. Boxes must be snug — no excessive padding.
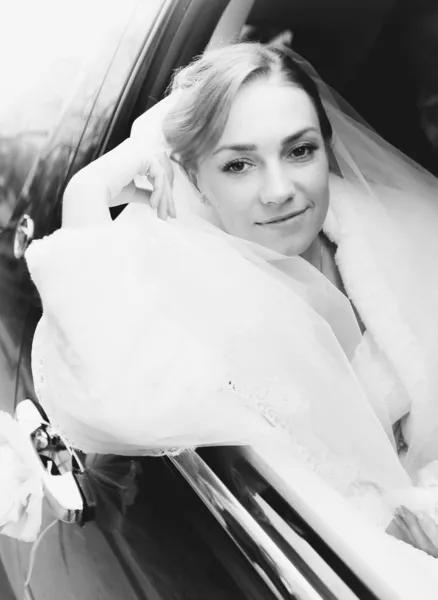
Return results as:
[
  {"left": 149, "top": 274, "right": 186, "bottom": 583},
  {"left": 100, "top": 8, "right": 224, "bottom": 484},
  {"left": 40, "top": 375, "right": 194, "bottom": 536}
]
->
[{"left": 256, "top": 208, "right": 308, "bottom": 225}]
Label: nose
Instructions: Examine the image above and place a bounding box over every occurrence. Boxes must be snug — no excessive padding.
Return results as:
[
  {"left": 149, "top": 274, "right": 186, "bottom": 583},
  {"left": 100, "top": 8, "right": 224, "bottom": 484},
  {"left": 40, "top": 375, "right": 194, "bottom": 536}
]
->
[{"left": 260, "top": 162, "right": 296, "bottom": 205}]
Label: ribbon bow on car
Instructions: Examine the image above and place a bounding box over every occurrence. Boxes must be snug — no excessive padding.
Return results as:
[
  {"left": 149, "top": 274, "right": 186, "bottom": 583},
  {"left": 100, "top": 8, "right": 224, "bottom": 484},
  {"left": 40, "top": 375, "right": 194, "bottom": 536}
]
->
[{"left": 0, "top": 400, "right": 96, "bottom": 543}]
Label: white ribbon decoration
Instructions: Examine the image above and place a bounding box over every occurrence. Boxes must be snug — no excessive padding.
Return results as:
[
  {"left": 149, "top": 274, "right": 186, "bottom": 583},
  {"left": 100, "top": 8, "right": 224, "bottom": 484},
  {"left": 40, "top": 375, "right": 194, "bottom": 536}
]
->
[{"left": 0, "top": 411, "right": 44, "bottom": 542}]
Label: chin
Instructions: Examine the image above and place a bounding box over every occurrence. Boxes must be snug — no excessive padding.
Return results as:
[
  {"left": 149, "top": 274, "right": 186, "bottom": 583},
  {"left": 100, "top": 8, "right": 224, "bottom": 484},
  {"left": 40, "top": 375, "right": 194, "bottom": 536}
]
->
[
  {"left": 274, "top": 234, "right": 316, "bottom": 258},
  {"left": 256, "top": 238, "right": 297, "bottom": 257}
]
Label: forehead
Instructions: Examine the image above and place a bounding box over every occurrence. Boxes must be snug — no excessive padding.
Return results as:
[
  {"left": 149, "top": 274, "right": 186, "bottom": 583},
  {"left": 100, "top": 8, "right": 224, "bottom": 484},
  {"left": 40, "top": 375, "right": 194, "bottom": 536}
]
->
[{"left": 217, "top": 78, "right": 320, "bottom": 147}]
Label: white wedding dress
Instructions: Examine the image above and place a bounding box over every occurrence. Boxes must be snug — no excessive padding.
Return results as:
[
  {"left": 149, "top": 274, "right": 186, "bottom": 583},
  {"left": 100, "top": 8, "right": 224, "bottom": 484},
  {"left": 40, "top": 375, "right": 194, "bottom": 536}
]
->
[
  {"left": 26, "top": 182, "right": 438, "bottom": 595},
  {"left": 25, "top": 58, "right": 438, "bottom": 592}
]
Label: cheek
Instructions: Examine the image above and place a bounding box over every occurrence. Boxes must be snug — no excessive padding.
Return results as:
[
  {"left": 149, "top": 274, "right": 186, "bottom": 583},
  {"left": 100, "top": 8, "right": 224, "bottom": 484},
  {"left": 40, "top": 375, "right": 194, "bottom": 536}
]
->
[
  {"left": 306, "top": 157, "right": 330, "bottom": 212},
  {"left": 314, "top": 175, "right": 330, "bottom": 213},
  {"left": 199, "top": 172, "right": 256, "bottom": 229},
  {"left": 314, "top": 187, "right": 330, "bottom": 232}
]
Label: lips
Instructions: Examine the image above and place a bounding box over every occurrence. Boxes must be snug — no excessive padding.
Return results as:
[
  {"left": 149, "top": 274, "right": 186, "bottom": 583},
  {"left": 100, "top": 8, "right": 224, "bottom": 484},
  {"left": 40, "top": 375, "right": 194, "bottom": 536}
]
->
[{"left": 256, "top": 207, "right": 308, "bottom": 225}]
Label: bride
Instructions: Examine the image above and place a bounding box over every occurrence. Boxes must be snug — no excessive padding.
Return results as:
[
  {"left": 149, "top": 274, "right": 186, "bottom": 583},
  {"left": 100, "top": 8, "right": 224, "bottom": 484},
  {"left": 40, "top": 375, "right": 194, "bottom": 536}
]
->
[{"left": 18, "top": 42, "right": 438, "bottom": 568}]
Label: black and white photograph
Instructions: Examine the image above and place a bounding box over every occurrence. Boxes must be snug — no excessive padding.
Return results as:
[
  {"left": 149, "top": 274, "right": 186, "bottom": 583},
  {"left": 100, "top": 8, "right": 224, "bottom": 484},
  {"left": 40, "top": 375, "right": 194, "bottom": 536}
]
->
[{"left": 1, "top": 1, "right": 438, "bottom": 599}]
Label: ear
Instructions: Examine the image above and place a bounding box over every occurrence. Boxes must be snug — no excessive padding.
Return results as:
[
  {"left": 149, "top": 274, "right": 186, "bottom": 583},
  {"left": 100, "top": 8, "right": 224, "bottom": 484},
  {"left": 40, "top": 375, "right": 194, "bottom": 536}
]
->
[
  {"left": 186, "top": 170, "right": 207, "bottom": 203},
  {"left": 187, "top": 169, "right": 200, "bottom": 191}
]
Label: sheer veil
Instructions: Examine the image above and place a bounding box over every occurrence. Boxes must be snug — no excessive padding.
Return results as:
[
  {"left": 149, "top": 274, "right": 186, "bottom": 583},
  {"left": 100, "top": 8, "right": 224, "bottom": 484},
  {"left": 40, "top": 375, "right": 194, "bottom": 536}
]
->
[
  {"left": 24, "top": 43, "right": 438, "bottom": 527},
  {"left": 292, "top": 49, "right": 438, "bottom": 478}
]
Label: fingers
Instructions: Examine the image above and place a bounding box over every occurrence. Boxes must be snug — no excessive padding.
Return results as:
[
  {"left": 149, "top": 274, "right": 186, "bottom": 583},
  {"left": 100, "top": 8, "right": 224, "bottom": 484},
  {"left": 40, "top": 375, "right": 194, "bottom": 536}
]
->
[
  {"left": 401, "top": 507, "right": 438, "bottom": 548},
  {"left": 146, "top": 151, "right": 176, "bottom": 220},
  {"left": 166, "top": 174, "right": 177, "bottom": 219},
  {"left": 168, "top": 194, "right": 177, "bottom": 219},
  {"left": 420, "top": 513, "right": 438, "bottom": 549},
  {"left": 147, "top": 156, "right": 166, "bottom": 210},
  {"left": 391, "top": 507, "right": 438, "bottom": 558}
]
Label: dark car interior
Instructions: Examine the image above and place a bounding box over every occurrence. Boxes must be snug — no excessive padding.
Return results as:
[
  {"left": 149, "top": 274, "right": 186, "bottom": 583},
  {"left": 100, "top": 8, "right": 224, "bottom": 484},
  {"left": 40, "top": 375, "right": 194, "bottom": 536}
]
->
[
  {"left": 111, "top": 0, "right": 438, "bottom": 183},
  {"left": 246, "top": 0, "right": 438, "bottom": 175}
]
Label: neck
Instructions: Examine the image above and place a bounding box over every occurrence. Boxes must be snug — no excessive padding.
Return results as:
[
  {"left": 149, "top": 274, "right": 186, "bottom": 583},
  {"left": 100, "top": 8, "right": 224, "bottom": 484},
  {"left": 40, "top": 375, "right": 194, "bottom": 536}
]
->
[{"left": 300, "top": 234, "right": 322, "bottom": 269}]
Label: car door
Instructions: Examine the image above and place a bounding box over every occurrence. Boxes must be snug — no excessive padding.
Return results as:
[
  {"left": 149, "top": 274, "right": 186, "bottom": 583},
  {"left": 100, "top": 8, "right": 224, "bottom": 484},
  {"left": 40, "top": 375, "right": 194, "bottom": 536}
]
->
[
  {"left": 0, "top": 3, "right": 161, "bottom": 596},
  {"left": 2, "top": 3, "right": 405, "bottom": 600},
  {"left": 0, "top": 1, "right": 221, "bottom": 598},
  {"left": 1, "top": 2, "right": 285, "bottom": 600}
]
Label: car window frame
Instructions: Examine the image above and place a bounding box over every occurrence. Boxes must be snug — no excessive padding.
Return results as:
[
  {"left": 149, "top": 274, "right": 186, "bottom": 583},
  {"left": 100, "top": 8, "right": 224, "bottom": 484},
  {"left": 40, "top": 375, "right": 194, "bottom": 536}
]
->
[{"left": 84, "top": 2, "right": 389, "bottom": 597}]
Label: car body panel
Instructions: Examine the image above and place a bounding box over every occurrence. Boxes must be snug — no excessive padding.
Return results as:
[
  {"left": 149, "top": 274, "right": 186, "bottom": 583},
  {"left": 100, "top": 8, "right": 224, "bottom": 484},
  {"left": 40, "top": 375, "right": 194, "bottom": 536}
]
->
[
  {"left": 0, "top": 3, "right": 164, "bottom": 596},
  {"left": 0, "top": 2, "right": 285, "bottom": 600}
]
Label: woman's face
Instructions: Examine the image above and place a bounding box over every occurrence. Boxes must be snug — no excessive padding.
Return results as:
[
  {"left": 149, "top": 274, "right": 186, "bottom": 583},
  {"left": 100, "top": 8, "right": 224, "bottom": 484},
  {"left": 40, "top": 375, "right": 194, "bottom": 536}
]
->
[{"left": 194, "top": 77, "right": 330, "bottom": 256}]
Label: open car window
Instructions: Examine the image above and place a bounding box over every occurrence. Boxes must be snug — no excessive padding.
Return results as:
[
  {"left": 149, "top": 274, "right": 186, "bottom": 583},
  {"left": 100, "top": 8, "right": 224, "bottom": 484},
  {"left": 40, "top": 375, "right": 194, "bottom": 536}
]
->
[
  {"left": 11, "top": 1, "right": 438, "bottom": 598},
  {"left": 185, "top": 445, "right": 431, "bottom": 600},
  {"left": 124, "top": 3, "right": 438, "bottom": 597},
  {"left": 0, "top": 1, "right": 155, "bottom": 233}
]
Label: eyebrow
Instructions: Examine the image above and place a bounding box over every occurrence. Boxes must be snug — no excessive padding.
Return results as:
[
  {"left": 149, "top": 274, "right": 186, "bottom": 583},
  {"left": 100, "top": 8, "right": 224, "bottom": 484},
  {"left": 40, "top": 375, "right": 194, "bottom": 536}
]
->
[{"left": 213, "top": 127, "right": 320, "bottom": 155}]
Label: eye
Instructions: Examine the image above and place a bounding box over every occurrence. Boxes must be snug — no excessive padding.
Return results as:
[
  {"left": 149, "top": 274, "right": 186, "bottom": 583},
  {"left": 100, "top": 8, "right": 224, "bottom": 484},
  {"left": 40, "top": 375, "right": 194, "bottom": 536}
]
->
[
  {"left": 222, "top": 159, "right": 254, "bottom": 175},
  {"left": 288, "top": 143, "right": 318, "bottom": 161}
]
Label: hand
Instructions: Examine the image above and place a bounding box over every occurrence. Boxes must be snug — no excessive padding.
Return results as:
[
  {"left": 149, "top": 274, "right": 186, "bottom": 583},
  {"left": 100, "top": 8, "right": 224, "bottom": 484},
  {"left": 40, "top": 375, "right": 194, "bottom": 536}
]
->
[
  {"left": 386, "top": 506, "right": 438, "bottom": 557},
  {"left": 135, "top": 147, "right": 177, "bottom": 221},
  {"left": 63, "top": 139, "right": 176, "bottom": 228}
]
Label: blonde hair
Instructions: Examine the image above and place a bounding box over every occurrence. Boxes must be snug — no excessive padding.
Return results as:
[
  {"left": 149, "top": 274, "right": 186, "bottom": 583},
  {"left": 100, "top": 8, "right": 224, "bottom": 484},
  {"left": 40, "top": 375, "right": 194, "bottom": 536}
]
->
[{"left": 163, "top": 42, "right": 332, "bottom": 172}]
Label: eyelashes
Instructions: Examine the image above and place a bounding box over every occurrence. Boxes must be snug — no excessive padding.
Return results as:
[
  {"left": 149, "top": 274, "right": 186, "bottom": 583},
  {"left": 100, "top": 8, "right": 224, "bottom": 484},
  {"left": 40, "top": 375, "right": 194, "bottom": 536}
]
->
[
  {"left": 222, "top": 158, "right": 252, "bottom": 174},
  {"left": 288, "top": 142, "right": 319, "bottom": 160},
  {"left": 221, "top": 142, "right": 320, "bottom": 175}
]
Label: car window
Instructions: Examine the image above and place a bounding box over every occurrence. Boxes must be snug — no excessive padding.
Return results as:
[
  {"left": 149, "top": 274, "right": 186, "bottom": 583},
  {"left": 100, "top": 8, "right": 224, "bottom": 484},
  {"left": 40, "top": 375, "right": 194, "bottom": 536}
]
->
[
  {"left": 121, "top": 6, "right": 436, "bottom": 596},
  {"left": 80, "top": 453, "right": 278, "bottom": 600},
  {"left": 0, "top": 0, "right": 167, "bottom": 419},
  {"left": 196, "top": 445, "right": 428, "bottom": 600},
  {"left": 0, "top": 0, "right": 163, "bottom": 232},
  {"left": 11, "top": 2, "right": 431, "bottom": 599}
]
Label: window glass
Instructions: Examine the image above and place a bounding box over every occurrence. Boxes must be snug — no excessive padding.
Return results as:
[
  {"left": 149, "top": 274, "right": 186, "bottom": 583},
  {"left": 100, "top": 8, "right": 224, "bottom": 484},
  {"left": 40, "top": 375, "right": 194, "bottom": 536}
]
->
[{"left": 0, "top": 0, "right": 164, "bottom": 230}]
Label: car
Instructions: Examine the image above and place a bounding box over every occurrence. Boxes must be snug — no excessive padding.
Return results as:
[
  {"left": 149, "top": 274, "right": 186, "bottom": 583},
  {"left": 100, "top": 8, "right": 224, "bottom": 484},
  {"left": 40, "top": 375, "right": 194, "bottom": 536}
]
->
[{"left": 0, "top": 1, "right": 435, "bottom": 599}]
